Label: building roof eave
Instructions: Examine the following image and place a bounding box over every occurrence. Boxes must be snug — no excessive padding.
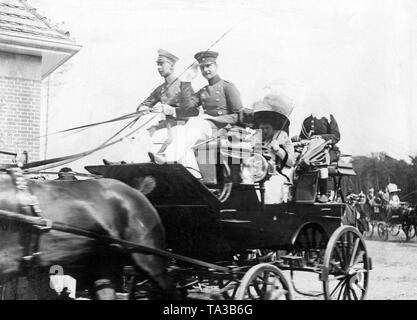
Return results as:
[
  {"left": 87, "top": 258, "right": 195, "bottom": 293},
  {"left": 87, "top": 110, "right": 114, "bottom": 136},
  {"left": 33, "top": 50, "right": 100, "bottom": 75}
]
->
[
  {"left": 0, "top": 31, "right": 81, "bottom": 54},
  {"left": 0, "top": 32, "right": 81, "bottom": 79}
]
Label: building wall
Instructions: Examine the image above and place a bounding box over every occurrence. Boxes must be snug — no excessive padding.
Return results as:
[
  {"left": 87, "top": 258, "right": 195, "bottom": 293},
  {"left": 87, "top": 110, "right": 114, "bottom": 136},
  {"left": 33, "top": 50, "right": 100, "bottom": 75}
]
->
[{"left": 0, "top": 51, "right": 41, "bottom": 164}]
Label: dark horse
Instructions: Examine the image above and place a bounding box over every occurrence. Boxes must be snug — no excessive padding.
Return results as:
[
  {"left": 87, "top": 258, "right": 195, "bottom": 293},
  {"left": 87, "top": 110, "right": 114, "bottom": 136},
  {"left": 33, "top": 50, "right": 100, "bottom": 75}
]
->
[{"left": 0, "top": 171, "right": 171, "bottom": 299}]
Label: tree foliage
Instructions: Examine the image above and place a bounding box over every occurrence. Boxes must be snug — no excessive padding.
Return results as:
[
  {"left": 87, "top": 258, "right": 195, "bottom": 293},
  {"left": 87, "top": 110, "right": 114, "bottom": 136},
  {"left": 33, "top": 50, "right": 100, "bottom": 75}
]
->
[{"left": 348, "top": 152, "right": 417, "bottom": 204}]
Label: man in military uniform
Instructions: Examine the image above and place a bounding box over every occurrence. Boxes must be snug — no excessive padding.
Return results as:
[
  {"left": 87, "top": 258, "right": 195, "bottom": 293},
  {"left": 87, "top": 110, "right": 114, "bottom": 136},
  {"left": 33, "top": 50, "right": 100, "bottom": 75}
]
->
[
  {"left": 293, "top": 113, "right": 341, "bottom": 203},
  {"left": 103, "top": 49, "right": 187, "bottom": 165},
  {"left": 152, "top": 51, "right": 243, "bottom": 171},
  {"left": 137, "top": 49, "right": 183, "bottom": 115}
]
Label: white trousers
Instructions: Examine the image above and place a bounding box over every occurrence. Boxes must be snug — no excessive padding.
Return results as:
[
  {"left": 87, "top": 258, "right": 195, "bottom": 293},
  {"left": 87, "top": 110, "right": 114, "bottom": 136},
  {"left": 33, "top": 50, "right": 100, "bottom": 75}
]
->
[{"left": 164, "top": 117, "right": 213, "bottom": 174}]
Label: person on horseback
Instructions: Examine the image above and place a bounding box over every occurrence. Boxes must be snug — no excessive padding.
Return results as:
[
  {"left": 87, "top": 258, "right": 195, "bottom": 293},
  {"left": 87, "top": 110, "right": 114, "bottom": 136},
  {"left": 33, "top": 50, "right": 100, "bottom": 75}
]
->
[
  {"left": 252, "top": 93, "right": 295, "bottom": 204},
  {"left": 149, "top": 50, "right": 243, "bottom": 174}
]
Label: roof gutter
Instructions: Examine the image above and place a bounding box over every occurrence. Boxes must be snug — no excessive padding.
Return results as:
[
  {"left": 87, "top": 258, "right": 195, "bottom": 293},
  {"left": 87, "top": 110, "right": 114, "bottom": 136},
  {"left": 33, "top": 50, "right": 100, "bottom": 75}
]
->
[{"left": 0, "top": 31, "right": 82, "bottom": 54}]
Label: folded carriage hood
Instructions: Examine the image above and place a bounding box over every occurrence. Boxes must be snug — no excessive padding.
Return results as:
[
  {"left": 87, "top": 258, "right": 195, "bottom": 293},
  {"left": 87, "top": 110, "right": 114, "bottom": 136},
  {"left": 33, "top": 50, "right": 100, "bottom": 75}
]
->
[{"left": 85, "top": 163, "right": 221, "bottom": 210}]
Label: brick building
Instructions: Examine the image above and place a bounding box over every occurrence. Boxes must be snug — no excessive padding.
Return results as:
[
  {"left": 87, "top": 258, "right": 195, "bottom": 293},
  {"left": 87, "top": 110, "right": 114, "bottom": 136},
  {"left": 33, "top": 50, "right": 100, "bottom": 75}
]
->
[{"left": 0, "top": 0, "right": 80, "bottom": 164}]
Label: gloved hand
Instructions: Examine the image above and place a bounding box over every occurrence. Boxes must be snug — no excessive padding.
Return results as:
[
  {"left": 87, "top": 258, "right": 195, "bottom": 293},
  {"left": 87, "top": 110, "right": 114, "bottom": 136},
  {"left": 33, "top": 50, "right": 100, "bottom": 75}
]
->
[
  {"left": 151, "top": 102, "right": 163, "bottom": 113},
  {"left": 269, "top": 139, "right": 282, "bottom": 153},
  {"left": 311, "top": 135, "right": 322, "bottom": 139},
  {"left": 291, "top": 135, "right": 301, "bottom": 142},
  {"left": 162, "top": 104, "right": 176, "bottom": 116},
  {"left": 137, "top": 105, "right": 150, "bottom": 113}
]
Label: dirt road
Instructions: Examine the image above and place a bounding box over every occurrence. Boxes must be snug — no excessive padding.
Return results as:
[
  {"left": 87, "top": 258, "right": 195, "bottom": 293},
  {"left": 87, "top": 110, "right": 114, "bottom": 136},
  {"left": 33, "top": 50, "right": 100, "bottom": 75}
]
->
[
  {"left": 189, "top": 231, "right": 417, "bottom": 300},
  {"left": 363, "top": 234, "right": 417, "bottom": 300},
  {"left": 289, "top": 232, "right": 417, "bottom": 300}
]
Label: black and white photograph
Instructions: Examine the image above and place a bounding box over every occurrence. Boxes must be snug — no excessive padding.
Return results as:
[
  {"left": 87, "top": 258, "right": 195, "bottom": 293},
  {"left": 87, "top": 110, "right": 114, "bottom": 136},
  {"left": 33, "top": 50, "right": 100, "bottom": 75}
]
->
[{"left": 0, "top": 0, "right": 417, "bottom": 304}]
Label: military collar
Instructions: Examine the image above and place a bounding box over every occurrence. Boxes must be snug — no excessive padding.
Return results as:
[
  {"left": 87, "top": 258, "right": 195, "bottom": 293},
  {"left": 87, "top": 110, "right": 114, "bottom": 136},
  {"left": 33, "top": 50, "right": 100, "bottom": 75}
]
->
[
  {"left": 208, "top": 75, "right": 222, "bottom": 86},
  {"left": 165, "top": 74, "right": 178, "bottom": 85}
]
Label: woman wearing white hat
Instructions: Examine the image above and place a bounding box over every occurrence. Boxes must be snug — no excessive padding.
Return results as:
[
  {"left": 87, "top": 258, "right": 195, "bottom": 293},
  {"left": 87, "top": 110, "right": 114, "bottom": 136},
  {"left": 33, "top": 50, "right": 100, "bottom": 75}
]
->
[{"left": 252, "top": 94, "right": 295, "bottom": 204}]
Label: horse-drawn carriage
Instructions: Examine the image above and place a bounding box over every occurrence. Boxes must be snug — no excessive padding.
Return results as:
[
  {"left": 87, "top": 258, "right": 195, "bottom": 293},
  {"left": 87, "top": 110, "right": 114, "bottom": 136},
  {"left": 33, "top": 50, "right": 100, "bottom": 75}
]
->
[
  {"left": 360, "top": 194, "right": 416, "bottom": 241},
  {"left": 80, "top": 126, "right": 372, "bottom": 300},
  {"left": 0, "top": 119, "right": 372, "bottom": 300}
]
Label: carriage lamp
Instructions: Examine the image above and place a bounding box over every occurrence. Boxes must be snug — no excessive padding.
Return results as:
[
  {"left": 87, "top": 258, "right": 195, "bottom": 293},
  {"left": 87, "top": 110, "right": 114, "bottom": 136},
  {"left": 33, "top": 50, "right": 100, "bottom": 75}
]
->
[{"left": 241, "top": 153, "right": 268, "bottom": 183}]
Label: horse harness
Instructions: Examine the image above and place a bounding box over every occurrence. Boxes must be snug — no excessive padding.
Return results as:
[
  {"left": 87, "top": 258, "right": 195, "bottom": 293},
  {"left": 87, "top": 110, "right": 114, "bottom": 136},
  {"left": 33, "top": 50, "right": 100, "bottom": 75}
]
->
[{"left": 0, "top": 168, "right": 231, "bottom": 274}]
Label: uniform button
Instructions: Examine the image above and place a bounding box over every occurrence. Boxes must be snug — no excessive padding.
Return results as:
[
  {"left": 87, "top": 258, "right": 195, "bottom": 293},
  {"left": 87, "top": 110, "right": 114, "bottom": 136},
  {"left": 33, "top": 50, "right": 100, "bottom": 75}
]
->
[
  {"left": 216, "top": 98, "right": 220, "bottom": 102},
  {"left": 218, "top": 111, "right": 223, "bottom": 115},
  {"left": 216, "top": 91, "right": 220, "bottom": 94}
]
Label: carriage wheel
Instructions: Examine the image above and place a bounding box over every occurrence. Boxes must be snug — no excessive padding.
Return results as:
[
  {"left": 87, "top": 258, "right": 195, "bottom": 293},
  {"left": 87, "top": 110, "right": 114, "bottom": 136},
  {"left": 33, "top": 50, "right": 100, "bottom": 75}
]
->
[
  {"left": 322, "top": 226, "right": 371, "bottom": 300},
  {"left": 219, "top": 279, "right": 239, "bottom": 300},
  {"left": 234, "top": 263, "right": 293, "bottom": 300},
  {"left": 389, "top": 224, "right": 401, "bottom": 237},
  {"left": 409, "top": 226, "right": 416, "bottom": 239},
  {"left": 123, "top": 267, "right": 169, "bottom": 300},
  {"left": 377, "top": 222, "right": 389, "bottom": 241},
  {"left": 403, "top": 223, "right": 416, "bottom": 241}
]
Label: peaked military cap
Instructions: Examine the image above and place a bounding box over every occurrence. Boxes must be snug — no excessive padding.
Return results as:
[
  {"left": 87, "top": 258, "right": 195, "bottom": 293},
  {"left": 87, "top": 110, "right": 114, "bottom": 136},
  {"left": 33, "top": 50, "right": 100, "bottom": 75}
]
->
[
  {"left": 194, "top": 51, "right": 219, "bottom": 65},
  {"left": 157, "top": 49, "right": 179, "bottom": 64}
]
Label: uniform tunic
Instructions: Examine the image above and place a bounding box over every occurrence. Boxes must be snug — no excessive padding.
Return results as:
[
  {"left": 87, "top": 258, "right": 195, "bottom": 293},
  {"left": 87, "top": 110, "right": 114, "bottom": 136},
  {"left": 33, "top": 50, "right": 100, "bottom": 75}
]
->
[
  {"left": 139, "top": 75, "right": 193, "bottom": 129},
  {"left": 139, "top": 76, "right": 182, "bottom": 108},
  {"left": 177, "top": 75, "right": 243, "bottom": 128},
  {"left": 299, "top": 114, "right": 340, "bottom": 144}
]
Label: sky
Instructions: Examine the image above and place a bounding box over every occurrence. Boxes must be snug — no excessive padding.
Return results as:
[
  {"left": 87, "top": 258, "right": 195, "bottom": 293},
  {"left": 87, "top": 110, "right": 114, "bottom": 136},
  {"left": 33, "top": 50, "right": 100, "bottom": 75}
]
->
[{"left": 29, "top": 0, "right": 417, "bottom": 172}]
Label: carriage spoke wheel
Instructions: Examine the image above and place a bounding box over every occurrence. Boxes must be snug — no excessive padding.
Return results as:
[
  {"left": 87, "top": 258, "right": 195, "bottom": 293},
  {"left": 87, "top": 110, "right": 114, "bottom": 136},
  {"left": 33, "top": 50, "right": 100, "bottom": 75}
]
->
[
  {"left": 403, "top": 223, "right": 416, "bottom": 240},
  {"left": 322, "top": 226, "right": 370, "bottom": 300},
  {"left": 409, "top": 226, "right": 416, "bottom": 239},
  {"left": 377, "top": 222, "right": 389, "bottom": 241},
  {"left": 235, "top": 264, "right": 293, "bottom": 300},
  {"left": 219, "top": 279, "right": 239, "bottom": 300},
  {"left": 389, "top": 224, "right": 401, "bottom": 237}
]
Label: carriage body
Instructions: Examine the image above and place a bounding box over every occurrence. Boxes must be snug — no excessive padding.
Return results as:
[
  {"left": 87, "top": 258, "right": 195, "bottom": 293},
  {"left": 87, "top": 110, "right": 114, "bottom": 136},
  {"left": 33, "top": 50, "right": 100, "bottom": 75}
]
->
[
  {"left": 83, "top": 127, "right": 371, "bottom": 300},
  {"left": 85, "top": 128, "right": 359, "bottom": 261},
  {"left": 85, "top": 159, "right": 356, "bottom": 262},
  {"left": 368, "top": 201, "right": 417, "bottom": 240}
]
